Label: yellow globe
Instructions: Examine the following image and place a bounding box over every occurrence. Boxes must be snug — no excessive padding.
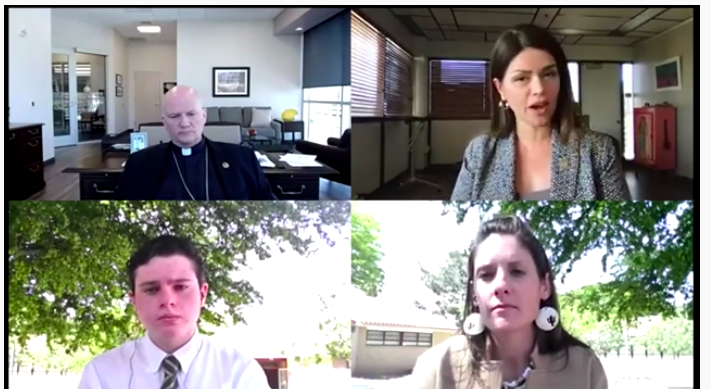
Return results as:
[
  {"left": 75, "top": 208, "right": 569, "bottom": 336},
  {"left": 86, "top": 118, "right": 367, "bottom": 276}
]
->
[{"left": 281, "top": 109, "right": 298, "bottom": 121}]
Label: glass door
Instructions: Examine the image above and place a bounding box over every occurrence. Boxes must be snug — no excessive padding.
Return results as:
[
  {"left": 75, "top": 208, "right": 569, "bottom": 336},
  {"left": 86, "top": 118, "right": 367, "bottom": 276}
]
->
[{"left": 52, "top": 48, "right": 78, "bottom": 147}]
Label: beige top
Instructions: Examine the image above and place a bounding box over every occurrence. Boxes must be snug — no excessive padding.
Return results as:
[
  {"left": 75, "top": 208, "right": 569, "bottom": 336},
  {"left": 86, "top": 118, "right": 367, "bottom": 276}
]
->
[{"left": 410, "top": 335, "right": 608, "bottom": 389}]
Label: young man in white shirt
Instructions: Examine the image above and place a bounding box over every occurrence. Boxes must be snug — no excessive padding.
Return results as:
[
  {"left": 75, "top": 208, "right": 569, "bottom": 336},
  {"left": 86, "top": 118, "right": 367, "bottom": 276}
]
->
[{"left": 78, "top": 235, "right": 270, "bottom": 389}]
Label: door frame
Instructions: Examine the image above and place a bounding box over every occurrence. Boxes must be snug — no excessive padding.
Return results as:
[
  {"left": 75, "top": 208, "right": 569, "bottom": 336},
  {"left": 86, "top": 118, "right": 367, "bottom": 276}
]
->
[
  {"left": 619, "top": 62, "right": 635, "bottom": 161},
  {"left": 52, "top": 47, "right": 79, "bottom": 147},
  {"left": 577, "top": 60, "right": 632, "bottom": 152}
]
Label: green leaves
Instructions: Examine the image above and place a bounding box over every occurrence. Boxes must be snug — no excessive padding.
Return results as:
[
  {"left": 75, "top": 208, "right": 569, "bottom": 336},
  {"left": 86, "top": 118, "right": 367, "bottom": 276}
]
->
[
  {"left": 9, "top": 201, "right": 350, "bottom": 353},
  {"left": 417, "top": 250, "right": 469, "bottom": 325},
  {"left": 350, "top": 211, "right": 385, "bottom": 297},
  {"left": 444, "top": 201, "right": 693, "bottom": 322}
]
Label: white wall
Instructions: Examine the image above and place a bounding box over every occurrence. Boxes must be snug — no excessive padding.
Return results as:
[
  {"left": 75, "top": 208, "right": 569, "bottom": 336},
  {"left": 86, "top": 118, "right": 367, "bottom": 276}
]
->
[
  {"left": 112, "top": 31, "right": 129, "bottom": 133},
  {"left": 632, "top": 21, "right": 694, "bottom": 179},
  {"left": 9, "top": 8, "right": 54, "bottom": 162},
  {"left": 176, "top": 20, "right": 302, "bottom": 117},
  {"left": 127, "top": 41, "right": 177, "bottom": 128},
  {"left": 52, "top": 16, "right": 126, "bottom": 135}
]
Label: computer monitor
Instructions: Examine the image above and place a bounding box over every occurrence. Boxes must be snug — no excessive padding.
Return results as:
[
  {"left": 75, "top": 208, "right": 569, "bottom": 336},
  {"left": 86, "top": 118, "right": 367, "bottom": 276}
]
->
[{"left": 130, "top": 132, "right": 148, "bottom": 153}]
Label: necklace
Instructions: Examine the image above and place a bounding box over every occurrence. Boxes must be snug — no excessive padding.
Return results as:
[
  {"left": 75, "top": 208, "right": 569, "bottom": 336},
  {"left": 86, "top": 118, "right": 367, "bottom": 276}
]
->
[
  {"left": 171, "top": 145, "right": 209, "bottom": 201},
  {"left": 502, "top": 362, "right": 534, "bottom": 389}
]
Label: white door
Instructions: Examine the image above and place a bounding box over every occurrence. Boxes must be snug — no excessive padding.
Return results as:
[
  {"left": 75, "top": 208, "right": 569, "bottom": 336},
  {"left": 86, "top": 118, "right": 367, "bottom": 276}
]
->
[
  {"left": 580, "top": 63, "right": 623, "bottom": 146},
  {"left": 52, "top": 48, "right": 79, "bottom": 147},
  {"left": 134, "top": 71, "right": 163, "bottom": 129}
]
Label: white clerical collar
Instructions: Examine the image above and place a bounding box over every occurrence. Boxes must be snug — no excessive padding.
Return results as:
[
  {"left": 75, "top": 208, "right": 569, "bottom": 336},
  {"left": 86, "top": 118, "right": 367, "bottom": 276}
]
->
[
  {"left": 181, "top": 147, "right": 192, "bottom": 156},
  {"left": 140, "top": 331, "right": 204, "bottom": 374}
]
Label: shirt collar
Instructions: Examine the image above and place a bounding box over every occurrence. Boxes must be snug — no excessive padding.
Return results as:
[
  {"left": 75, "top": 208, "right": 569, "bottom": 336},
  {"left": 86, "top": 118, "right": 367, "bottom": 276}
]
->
[
  {"left": 171, "top": 136, "right": 207, "bottom": 157},
  {"left": 140, "top": 331, "right": 204, "bottom": 374}
]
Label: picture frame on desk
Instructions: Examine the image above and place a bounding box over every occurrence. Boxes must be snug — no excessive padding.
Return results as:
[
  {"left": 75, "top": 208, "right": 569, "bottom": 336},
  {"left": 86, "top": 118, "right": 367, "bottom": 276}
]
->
[
  {"left": 654, "top": 56, "right": 682, "bottom": 92},
  {"left": 130, "top": 132, "right": 148, "bottom": 154}
]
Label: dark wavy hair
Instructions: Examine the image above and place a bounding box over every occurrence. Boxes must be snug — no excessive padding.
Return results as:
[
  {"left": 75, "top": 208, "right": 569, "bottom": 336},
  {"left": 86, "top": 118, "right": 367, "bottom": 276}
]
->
[
  {"left": 489, "top": 24, "right": 581, "bottom": 144},
  {"left": 460, "top": 215, "right": 588, "bottom": 385}
]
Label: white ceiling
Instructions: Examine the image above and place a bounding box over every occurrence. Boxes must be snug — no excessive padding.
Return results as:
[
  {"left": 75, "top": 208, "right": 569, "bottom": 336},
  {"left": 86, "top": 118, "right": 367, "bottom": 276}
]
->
[
  {"left": 51, "top": 8, "right": 284, "bottom": 42},
  {"left": 390, "top": 7, "right": 694, "bottom": 46}
]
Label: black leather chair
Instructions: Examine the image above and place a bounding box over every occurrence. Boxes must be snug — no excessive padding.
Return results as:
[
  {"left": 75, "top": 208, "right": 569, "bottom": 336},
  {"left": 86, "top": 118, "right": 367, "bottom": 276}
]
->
[{"left": 295, "top": 129, "right": 350, "bottom": 186}]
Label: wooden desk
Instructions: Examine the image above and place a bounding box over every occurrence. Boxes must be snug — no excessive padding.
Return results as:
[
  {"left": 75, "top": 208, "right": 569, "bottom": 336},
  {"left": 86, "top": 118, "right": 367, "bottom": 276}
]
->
[
  {"left": 62, "top": 152, "right": 338, "bottom": 200},
  {"left": 8, "top": 122, "right": 46, "bottom": 200}
]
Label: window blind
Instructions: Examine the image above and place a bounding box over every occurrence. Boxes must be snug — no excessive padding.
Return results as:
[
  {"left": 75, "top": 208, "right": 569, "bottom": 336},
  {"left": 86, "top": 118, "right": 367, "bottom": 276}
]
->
[
  {"left": 384, "top": 39, "right": 413, "bottom": 116},
  {"left": 429, "top": 59, "right": 494, "bottom": 119},
  {"left": 351, "top": 11, "right": 384, "bottom": 117}
]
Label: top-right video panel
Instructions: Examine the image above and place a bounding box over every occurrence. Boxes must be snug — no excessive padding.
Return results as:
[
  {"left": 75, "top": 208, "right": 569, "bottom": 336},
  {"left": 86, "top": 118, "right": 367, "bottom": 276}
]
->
[{"left": 350, "top": 7, "right": 695, "bottom": 200}]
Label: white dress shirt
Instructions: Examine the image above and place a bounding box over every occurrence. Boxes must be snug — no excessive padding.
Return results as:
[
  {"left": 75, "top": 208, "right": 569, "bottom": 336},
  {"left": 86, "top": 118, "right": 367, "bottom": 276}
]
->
[{"left": 77, "top": 333, "right": 270, "bottom": 389}]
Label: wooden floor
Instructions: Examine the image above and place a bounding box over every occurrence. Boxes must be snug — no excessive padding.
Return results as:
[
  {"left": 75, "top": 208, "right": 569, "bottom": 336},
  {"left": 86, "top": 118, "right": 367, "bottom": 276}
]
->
[{"left": 30, "top": 143, "right": 351, "bottom": 201}]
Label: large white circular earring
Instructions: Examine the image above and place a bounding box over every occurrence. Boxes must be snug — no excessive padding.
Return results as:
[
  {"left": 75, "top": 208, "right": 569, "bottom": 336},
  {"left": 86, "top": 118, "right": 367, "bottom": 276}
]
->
[
  {"left": 535, "top": 306, "right": 559, "bottom": 332},
  {"left": 463, "top": 313, "right": 485, "bottom": 335}
]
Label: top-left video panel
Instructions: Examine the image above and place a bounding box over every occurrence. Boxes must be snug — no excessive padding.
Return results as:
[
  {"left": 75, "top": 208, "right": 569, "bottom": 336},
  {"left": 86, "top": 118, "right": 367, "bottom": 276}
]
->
[{"left": 9, "top": 7, "right": 351, "bottom": 201}]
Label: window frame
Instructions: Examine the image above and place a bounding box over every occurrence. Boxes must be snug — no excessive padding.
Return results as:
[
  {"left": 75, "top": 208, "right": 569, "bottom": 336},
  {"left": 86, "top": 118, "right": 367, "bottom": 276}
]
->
[
  {"left": 302, "top": 85, "right": 350, "bottom": 143},
  {"left": 428, "top": 58, "right": 495, "bottom": 120},
  {"left": 365, "top": 329, "right": 434, "bottom": 347}
]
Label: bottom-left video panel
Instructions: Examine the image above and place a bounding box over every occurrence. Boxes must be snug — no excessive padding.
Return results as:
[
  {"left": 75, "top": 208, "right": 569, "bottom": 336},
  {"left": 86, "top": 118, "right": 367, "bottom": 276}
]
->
[{"left": 8, "top": 200, "right": 352, "bottom": 389}]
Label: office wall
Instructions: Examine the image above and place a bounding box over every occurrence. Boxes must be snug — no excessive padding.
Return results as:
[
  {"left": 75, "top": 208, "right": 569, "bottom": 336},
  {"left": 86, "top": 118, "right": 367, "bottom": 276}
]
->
[
  {"left": 176, "top": 20, "right": 302, "bottom": 117},
  {"left": 632, "top": 21, "right": 694, "bottom": 179},
  {"left": 9, "top": 8, "right": 54, "bottom": 161},
  {"left": 127, "top": 41, "right": 177, "bottom": 128}
]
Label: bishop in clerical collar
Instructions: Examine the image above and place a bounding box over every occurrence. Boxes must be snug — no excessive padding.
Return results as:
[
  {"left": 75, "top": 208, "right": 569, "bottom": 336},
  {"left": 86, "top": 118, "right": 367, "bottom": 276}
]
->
[{"left": 113, "top": 85, "right": 277, "bottom": 201}]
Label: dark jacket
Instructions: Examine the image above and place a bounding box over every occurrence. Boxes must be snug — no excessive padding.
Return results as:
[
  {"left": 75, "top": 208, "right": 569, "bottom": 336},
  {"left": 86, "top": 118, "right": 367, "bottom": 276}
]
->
[
  {"left": 451, "top": 129, "right": 631, "bottom": 200},
  {"left": 113, "top": 138, "right": 277, "bottom": 200}
]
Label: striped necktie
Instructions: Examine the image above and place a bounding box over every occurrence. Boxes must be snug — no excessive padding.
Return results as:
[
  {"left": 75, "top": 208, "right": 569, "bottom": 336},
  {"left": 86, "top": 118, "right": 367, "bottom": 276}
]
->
[{"left": 160, "top": 355, "right": 181, "bottom": 389}]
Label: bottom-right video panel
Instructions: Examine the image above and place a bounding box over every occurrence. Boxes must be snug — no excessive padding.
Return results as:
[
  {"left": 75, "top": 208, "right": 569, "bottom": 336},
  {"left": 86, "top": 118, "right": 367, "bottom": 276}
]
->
[{"left": 350, "top": 200, "right": 693, "bottom": 389}]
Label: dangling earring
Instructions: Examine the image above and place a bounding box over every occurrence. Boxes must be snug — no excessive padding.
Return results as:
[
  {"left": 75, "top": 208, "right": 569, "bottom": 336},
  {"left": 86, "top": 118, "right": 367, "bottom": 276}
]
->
[
  {"left": 535, "top": 306, "right": 559, "bottom": 332},
  {"left": 463, "top": 312, "right": 485, "bottom": 335},
  {"left": 498, "top": 99, "right": 510, "bottom": 109}
]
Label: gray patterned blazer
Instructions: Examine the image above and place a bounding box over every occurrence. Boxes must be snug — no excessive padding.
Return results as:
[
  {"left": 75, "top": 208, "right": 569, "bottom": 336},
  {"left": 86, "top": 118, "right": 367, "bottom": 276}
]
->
[{"left": 451, "top": 129, "right": 631, "bottom": 201}]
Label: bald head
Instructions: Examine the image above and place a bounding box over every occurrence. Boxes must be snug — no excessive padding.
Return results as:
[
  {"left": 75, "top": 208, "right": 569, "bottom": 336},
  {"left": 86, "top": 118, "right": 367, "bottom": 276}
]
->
[
  {"left": 161, "top": 85, "right": 206, "bottom": 148},
  {"left": 163, "top": 85, "right": 202, "bottom": 114}
]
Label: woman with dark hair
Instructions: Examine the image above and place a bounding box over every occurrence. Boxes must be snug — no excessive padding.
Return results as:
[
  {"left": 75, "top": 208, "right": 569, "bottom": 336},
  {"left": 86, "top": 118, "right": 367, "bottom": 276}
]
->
[
  {"left": 411, "top": 216, "right": 608, "bottom": 389},
  {"left": 451, "top": 24, "right": 631, "bottom": 201}
]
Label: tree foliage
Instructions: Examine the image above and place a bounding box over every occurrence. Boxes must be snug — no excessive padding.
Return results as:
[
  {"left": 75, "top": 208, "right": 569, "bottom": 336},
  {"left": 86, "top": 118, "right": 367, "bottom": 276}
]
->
[
  {"left": 633, "top": 314, "right": 693, "bottom": 357},
  {"left": 443, "top": 201, "right": 693, "bottom": 322},
  {"left": 350, "top": 210, "right": 385, "bottom": 297},
  {"left": 416, "top": 250, "right": 468, "bottom": 325},
  {"left": 8, "top": 201, "right": 350, "bottom": 353}
]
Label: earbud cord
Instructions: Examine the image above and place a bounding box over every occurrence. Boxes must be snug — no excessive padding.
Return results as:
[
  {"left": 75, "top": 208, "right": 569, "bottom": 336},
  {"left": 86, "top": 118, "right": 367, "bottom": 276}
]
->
[{"left": 128, "top": 335, "right": 206, "bottom": 389}]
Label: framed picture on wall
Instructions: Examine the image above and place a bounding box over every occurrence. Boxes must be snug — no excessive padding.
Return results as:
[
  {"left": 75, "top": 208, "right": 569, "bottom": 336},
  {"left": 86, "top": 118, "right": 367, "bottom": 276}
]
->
[
  {"left": 212, "top": 67, "right": 250, "bottom": 97},
  {"left": 163, "top": 82, "right": 177, "bottom": 93},
  {"left": 654, "top": 56, "right": 682, "bottom": 91},
  {"left": 116, "top": 85, "right": 124, "bottom": 97},
  {"left": 116, "top": 74, "right": 123, "bottom": 85}
]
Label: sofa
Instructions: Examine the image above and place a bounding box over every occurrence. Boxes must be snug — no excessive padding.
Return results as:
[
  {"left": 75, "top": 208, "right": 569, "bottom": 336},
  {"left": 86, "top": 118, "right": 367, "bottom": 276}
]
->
[
  {"left": 205, "top": 106, "right": 282, "bottom": 144},
  {"left": 138, "top": 122, "right": 242, "bottom": 146},
  {"left": 295, "top": 129, "right": 350, "bottom": 186}
]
